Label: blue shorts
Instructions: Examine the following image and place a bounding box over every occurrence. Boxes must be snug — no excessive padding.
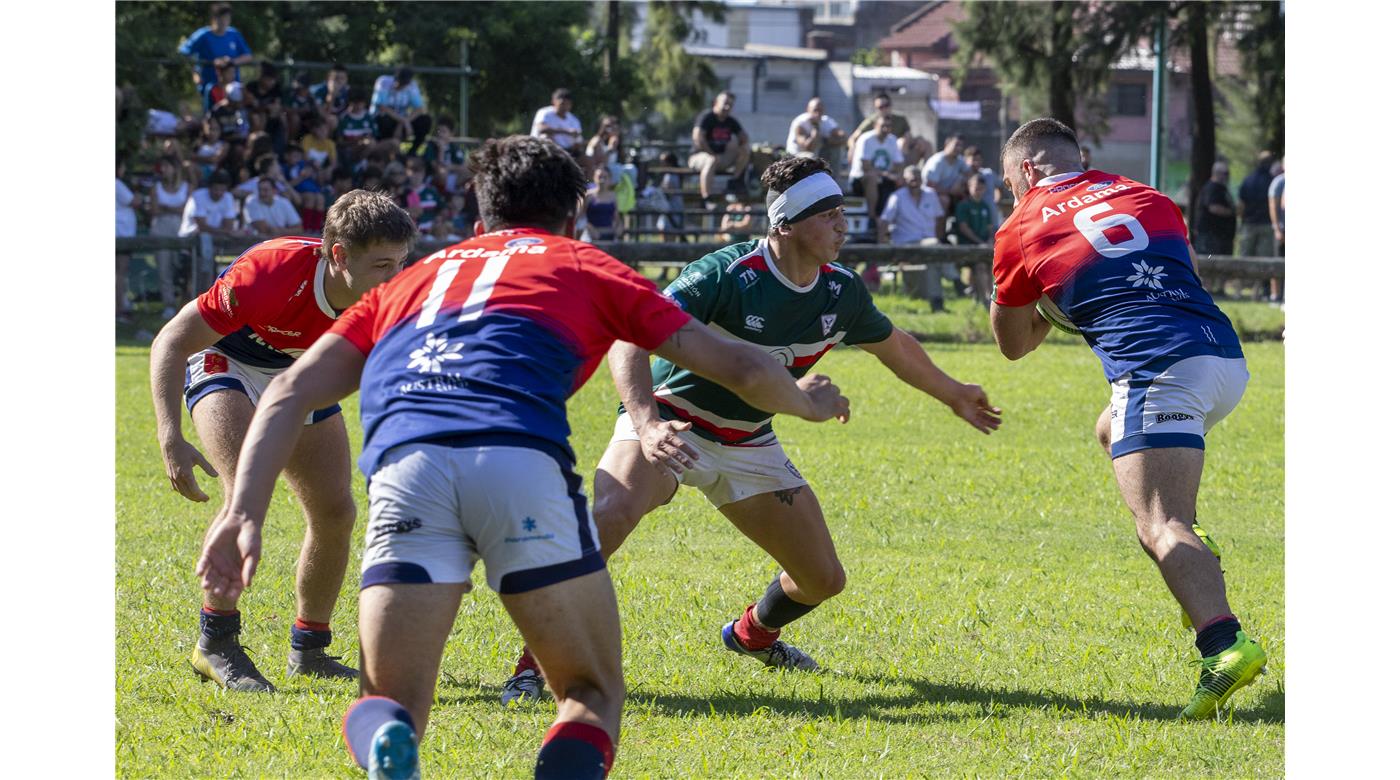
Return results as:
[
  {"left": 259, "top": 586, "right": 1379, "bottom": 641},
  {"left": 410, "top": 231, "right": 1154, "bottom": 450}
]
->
[
  {"left": 184, "top": 349, "right": 340, "bottom": 425},
  {"left": 1108, "top": 355, "right": 1249, "bottom": 458}
]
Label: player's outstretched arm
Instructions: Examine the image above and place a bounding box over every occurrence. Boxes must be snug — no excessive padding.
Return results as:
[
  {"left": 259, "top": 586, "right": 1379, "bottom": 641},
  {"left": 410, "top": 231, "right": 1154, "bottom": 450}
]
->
[
  {"left": 858, "top": 327, "right": 1001, "bottom": 434},
  {"left": 149, "top": 302, "right": 226, "bottom": 502},
  {"left": 609, "top": 340, "right": 699, "bottom": 474},
  {"left": 651, "top": 320, "right": 850, "bottom": 423},
  {"left": 196, "top": 334, "right": 365, "bottom": 599},
  {"left": 989, "top": 300, "right": 1051, "bottom": 361}
]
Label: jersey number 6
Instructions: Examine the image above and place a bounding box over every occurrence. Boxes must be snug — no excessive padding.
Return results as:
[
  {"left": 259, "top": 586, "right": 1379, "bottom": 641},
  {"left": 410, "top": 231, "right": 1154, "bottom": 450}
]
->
[{"left": 1073, "top": 203, "right": 1149, "bottom": 259}]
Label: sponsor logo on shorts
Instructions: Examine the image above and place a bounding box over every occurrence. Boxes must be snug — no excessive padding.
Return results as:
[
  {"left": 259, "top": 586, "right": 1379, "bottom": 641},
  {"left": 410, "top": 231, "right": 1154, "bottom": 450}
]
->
[
  {"left": 784, "top": 459, "right": 802, "bottom": 479},
  {"left": 1156, "top": 412, "right": 1195, "bottom": 423},
  {"left": 370, "top": 517, "right": 423, "bottom": 539},
  {"left": 204, "top": 353, "right": 228, "bottom": 374},
  {"left": 504, "top": 516, "right": 557, "bottom": 544}
]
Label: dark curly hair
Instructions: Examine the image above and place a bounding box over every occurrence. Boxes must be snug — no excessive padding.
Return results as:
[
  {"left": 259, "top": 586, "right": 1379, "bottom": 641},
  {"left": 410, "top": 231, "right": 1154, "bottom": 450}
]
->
[
  {"left": 469, "top": 135, "right": 586, "bottom": 231},
  {"left": 760, "top": 155, "right": 832, "bottom": 195}
]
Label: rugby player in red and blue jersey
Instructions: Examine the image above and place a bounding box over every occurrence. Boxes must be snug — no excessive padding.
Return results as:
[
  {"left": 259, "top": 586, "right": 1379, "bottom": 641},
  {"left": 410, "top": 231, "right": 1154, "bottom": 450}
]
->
[
  {"left": 196, "top": 136, "right": 850, "bottom": 780},
  {"left": 989, "top": 118, "right": 1267, "bottom": 719},
  {"left": 150, "top": 190, "right": 417, "bottom": 692}
]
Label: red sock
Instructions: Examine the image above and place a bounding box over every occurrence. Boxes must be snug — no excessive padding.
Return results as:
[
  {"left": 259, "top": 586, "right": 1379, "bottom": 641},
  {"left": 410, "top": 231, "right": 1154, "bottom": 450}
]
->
[
  {"left": 516, "top": 647, "right": 540, "bottom": 675},
  {"left": 201, "top": 605, "right": 238, "bottom": 617},
  {"left": 1199, "top": 613, "right": 1237, "bottom": 631},
  {"left": 734, "top": 604, "right": 780, "bottom": 650},
  {"left": 295, "top": 617, "right": 331, "bottom": 632},
  {"left": 540, "top": 720, "right": 614, "bottom": 776}
]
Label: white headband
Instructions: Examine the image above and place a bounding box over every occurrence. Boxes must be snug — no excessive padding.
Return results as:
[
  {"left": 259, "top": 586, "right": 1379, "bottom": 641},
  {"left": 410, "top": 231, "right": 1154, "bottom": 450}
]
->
[{"left": 766, "top": 172, "right": 845, "bottom": 226}]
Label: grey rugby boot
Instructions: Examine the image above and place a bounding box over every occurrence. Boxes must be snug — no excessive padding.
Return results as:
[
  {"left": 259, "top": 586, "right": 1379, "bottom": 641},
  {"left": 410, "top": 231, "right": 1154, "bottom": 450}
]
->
[
  {"left": 190, "top": 635, "right": 276, "bottom": 692},
  {"left": 721, "top": 621, "right": 820, "bottom": 671},
  {"left": 287, "top": 647, "right": 359, "bottom": 680}
]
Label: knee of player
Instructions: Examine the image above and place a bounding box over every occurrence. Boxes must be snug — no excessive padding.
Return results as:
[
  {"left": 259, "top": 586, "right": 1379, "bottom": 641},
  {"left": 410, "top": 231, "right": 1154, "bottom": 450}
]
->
[{"left": 806, "top": 561, "right": 847, "bottom": 601}]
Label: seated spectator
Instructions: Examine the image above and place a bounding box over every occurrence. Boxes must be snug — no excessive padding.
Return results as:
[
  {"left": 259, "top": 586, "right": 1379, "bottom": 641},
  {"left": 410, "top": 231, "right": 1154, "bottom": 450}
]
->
[
  {"left": 178, "top": 2, "right": 252, "bottom": 110},
  {"left": 720, "top": 194, "right": 754, "bottom": 243},
  {"left": 583, "top": 167, "right": 619, "bottom": 242},
  {"left": 1193, "top": 161, "right": 1236, "bottom": 256},
  {"left": 210, "top": 82, "right": 250, "bottom": 173},
  {"left": 310, "top": 63, "right": 350, "bottom": 123},
  {"left": 689, "top": 91, "right": 750, "bottom": 202},
  {"left": 421, "top": 114, "right": 468, "bottom": 191},
  {"left": 583, "top": 115, "right": 621, "bottom": 182},
  {"left": 299, "top": 114, "right": 338, "bottom": 171},
  {"left": 921, "top": 134, "right": 968, "bottom": 211},
  {"left": 235, "top": 154, "right": 289, "bottom": 200},
  {"left": 428, "top": 214, "right": 464, "bottom": 244},
  {"left": 242, "top": 177, "right": 303, "bottom": 237},
  {"left": 371, "top": 67, "right": 431, "bottom": 154},
  {"left": 148, "top": 155, "right": 191, "bottom": 318},
  {"left": 116, "top": 157, "right": 140, "bottom": 321},
  {"left": 532, "top": 87, "right": 585, "bottom": 158},
  {"left": 382, "top": 159, "right": 409, "bottom": 200},
  {"left": 283, "top": 146, "right": 325, "bottom": 214},
  {"left": 358, "top": 165, "right": 385, "bottom": 194},
  {"left": 206, "top": 61, "right": 243, "bottom": 110},
  {"left": 786, "top": 97, "right": 846, "bottom": 169},
  {"left": 953, "top": 173, "right": 994, "bottom": 246},
  {"left": 877, "top": 165, "right": 946, "bottom": 305},
  {"left": 191, "top": 117, "right": 228, "bottom": 181},
  {"left": 336, "top": 88, "right": 376, "bottom": 162},
  {"left": 403, "top": 158, "right": 444, "bottom": 229},
  {"left": 850, "top": 115, "right": 904, "bottom": 235},
  {"left": 180, "top": 170, "right": 239, "bottom": 238},
  {"left": 847, "top": 92, "right": 931, "bottom": 172},
  {"left": 284, "top": 71, "right": 318, "bottom": 141},
  {"left": 657, "top": 151, "right": 686, "bottom": 239},
  {"left": 962, "top": 146, "right": 1004, "bottom": 230},
  {"left": 245, "top": 61, "right": 287, "bottom": 151}
]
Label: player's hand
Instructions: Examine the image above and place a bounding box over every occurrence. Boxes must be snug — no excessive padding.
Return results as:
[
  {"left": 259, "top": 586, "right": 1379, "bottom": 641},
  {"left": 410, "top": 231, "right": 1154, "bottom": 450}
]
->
[
  {"left": 638, "top": 419, "right": 699, "bottom": 476},
  {"left": 162, "top": 438, "right": 219, "bottom": 502},
  {"left": 949, "top": 383, "right": 1002, "bottom": 434},
  {"left": 196, "top": 510, "right": 262, "bottom": 601},
  {"left": 797, "top": 373, "right": 851, "bottom": 424}
]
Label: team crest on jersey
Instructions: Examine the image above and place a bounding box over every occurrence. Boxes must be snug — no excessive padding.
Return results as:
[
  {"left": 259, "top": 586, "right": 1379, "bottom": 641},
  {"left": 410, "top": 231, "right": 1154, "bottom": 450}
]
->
[
  {"left": 1086, "top": 181, "right": 1114, "bottom": 192},
  {"left": 407, "top": 332, "right": 465, "bottom": 373},
  {"left": 821, "top": 313, "right": 837, "bottom": 336},
  {"left": 1126, "top": 260, "right": 1166, "bottom": 290},
  {"left": 738, "top": 268, "right": 760, "bottom": 288},
  {"left": 504, "top": 237, "right": 544, "bottom": 248}
]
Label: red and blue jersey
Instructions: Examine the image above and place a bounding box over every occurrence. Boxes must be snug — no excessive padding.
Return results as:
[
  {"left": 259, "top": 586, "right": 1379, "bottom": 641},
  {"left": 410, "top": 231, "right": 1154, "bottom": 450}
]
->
[
  {"left": 329, "top": 228, "right": 692, "bottom": 476},
  {"left": 196, "top": 237, "right": 339, "bottom": 369},
  {"left": 993, "top": 171, "right": 1243, "bottom": 381}
]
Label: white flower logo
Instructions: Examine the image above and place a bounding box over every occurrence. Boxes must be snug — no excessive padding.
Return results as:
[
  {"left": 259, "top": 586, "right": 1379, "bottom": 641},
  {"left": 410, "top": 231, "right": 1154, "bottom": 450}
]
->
[
  {"left": 407, "top": 333, "right": 465, "bottom": 373},
  {"left": 1126, "top": 260, "right": 1166, "bottom": 290}
]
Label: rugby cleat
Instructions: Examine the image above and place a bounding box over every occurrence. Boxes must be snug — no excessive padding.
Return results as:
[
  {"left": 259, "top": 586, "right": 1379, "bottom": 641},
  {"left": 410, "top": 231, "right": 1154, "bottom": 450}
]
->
[
  {"left": 1179, "top": 631, "right": 1267, "bottom": 720},
  {"left": 501, "top": 668, "right": 545, "bottom": 706},
  {"left": 366, "top": 719, "right": 420, "bottom": 780},
  {"left": 190, "top": 636, "right": 276, "bottom": 692},
  {"left": 287, "top": 647, "right": 360, "bottom": 680},
  {"left": 721, "top": 621, "right": 819, "bottom": 671},
  {"left": 1181, "top": 521, "right": 1225, "bottom": 629}
]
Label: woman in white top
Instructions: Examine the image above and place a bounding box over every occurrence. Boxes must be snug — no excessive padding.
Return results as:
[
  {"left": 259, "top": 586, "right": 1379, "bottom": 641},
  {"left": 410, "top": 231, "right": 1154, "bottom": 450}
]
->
[
  {"left": 116, "top": 158, "right": 140, "bottom": 320},
  {"left": 149, "top": 156, "right": 191, "bottom": 317}
]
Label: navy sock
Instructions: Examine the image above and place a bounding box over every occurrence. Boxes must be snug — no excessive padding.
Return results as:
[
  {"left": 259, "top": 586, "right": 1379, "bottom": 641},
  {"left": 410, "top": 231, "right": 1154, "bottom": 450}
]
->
[
  {"left": 536, "top": 721, "right": 613, "bottom": 780},
  {"left": 342, "top": 696, "right": 416, "bottom": 770},
  {"left": 754, "top": 574, "right": 819, "bottom": 630},
  {"left": 1195, "top": 616, "right": 1242, "bottom": 657},
  {"left": 199, "top": 608, "right": 240, "bottom": 642},
  {"left": 290, "top": 618, "right": 332, "bottom": 651}
]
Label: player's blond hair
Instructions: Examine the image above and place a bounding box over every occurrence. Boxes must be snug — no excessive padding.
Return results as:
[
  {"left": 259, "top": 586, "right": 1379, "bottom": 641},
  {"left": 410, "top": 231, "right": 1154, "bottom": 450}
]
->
[{"left": 321, "top": 189, "right": 418, "bottom": 259}]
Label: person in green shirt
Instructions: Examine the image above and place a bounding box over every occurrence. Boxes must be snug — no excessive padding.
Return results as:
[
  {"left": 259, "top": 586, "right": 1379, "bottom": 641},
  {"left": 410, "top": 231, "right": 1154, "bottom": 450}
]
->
[
  {"left": 500, "top": 156, "right": 1004, "bottom": 703},
  {"left": 954, "top": 173, "right": 994, "bottom": 246}
]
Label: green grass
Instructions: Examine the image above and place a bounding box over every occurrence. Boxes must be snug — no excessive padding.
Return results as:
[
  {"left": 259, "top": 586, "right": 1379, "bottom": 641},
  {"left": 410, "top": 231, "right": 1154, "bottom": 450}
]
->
[{"left": 116, "top": 310, "right": 1283, "bottom": 777}]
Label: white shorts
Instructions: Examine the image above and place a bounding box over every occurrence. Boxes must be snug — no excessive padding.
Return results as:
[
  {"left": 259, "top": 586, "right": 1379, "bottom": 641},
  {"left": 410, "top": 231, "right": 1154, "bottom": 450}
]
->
[
  {"left": 1108, "top": 355, "right": 1249, "bottom": 458},
  {"left": 184, "top": 348, "right": 340, "bottom": 425},
  {"left": 361, "top": 439, "right": 603, "bottom": 594},
  {"left": 611, "top": 414, "right": 807, "bottom": 508}
]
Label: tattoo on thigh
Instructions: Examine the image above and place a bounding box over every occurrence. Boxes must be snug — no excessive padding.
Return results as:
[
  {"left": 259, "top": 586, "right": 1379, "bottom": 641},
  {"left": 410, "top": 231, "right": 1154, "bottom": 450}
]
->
[{"left": 773, "top": 487, "right": 803, "bottom": 506}]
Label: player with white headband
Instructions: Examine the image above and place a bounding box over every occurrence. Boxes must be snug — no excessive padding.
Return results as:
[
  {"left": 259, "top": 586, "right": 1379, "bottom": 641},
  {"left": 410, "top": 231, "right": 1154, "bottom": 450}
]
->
[{"left": 500, "top": 156, "right": 1004, "bottom": 702}]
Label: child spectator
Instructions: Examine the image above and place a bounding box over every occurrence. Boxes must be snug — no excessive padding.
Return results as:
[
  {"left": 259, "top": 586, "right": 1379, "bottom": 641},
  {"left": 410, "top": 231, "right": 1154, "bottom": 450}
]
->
[
  {"left": 337, "top": 88, "right": 375, "bottom": 162},
  {"left": 245, "top": 61, "right": 286, "bottom": 152},
  {"left": 285, "top": 71, "right": 318, "bottom": 141},
  {"left": 311, "top": 63, "right": 350, "bottom": 123},
  {"left": 148, "top": 155, "right": 191, "bottom": 317},
  {"left": 953, "top": 173, "right": 994, "bottom": 246},
  {"left": 299, "top": 114, "right": 338, "bottom": 171},
  {"left": 421, "top": 115, "right": 467, "bottom": 191},
  {"left": 720, "top": 193, "right": 754, "bottom": 243},
  {"left": 403, "top": 158, "right": 444, "bottom": 229},
  {"left": 192, "top": 117, "right": 228, "bottom": 182}
]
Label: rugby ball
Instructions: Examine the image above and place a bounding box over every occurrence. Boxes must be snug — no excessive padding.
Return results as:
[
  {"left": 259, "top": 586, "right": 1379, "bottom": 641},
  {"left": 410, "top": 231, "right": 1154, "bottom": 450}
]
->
[{"left": 1036, "top": 295, "right": 1081, "bottom": 335}]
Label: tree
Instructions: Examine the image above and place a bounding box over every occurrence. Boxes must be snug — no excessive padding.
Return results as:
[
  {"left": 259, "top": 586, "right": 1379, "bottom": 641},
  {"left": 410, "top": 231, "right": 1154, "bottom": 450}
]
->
[
  {"left": 1236, "top": 1, "right": 1284, "bottom": 155},
  {"left": 623, "top": 1, "right": 725, "bottom": 138}
]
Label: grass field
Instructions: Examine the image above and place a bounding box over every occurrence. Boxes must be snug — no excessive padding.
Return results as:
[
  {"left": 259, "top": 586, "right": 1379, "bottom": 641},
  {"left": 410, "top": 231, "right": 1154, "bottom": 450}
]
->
[{"left": 115, "top": 301, "right": 1284, "bottom": 778}]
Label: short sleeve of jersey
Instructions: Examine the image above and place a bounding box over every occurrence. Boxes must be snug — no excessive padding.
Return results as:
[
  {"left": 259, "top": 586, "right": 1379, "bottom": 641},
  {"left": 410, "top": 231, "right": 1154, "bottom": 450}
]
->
[
  {"left": 195, "top": 260, "right": 272, "bottom": 335},
  {"left": 328, "top": 285, "right": 381, "bottom": 355},
  {"left": 579, "top": 248, "right": 691, "bottom": 350},
  {"left": 842, "top": 276, "right": 895, "bottom": 345},
  {"left": 661, "top": 255, "right": 728, "bottom": 324},
  {"left": 992, "top": 220, "right": 1040, "bottom": 307}
]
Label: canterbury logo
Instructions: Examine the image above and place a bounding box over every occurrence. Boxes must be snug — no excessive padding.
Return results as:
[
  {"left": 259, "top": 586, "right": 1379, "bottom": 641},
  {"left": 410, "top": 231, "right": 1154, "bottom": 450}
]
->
[{"left": 744, "top": 315, "right": 765, "bottom": 331}]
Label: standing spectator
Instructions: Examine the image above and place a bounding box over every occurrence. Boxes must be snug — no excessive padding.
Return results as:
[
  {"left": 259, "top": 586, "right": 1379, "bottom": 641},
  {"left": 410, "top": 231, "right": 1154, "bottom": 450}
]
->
[
  {"left": 953, "top": 173, "right": 996, "bottom": 298},
  {"left": 310, "top": 63, "right": 350, "bottom": 122},
  {"left": 848, "top": 93, "right": 931, "bottom": 172},
  {"left": 921, "top": 134, "right": 968, "bottom": 211},
  {"left": 423, "top": 115, "right": 468, "bottom": 192},
  {"left": 531, "top": 88, "right": 585, "bottom": 158},
  {"left": 1268, "top": 156, "right": 1285, "bottom": 302},
  {"left": 178, "top": 3, "right": 252, "bottom": 110},
  {"left": 786, "top": 97, "right": 846, "bottom": 169},
  {"left": 242, "top": 177, "right": 303, "bottom": 237},
  {"left": 1237, "top": 150, "right": 1276, "bottom": 257},
  {"left": 689, "top": 91, "right": 751, "bottom": 202},
  {"left": 963, "top": 146, "right": 1003, "bottom": 229},
  {"left": 849, "top": 114, "right": 903, "bottom": 235},
  {"left": 371, "top": 67, "right": 432, "bottom": 155},
  {"left": 877, "top": 165, "right": 945, "bottom": 306},
  {"left": 583, "top": 167, "right": 619, "bottom": 242},
  {"left": 117, "top": 157, "right": 140, "bottom": 321},
  {"left": 1193, "top": 161, "right": 1237, "bottom": 256},
  {"left": 148, "top": 156, "right": 191, "bottom": 318}
]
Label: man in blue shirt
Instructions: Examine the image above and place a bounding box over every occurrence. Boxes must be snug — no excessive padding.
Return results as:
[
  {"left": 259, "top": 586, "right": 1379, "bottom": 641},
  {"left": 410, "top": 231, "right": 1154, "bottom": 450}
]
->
[{"left": 178, "top": 3, "right": 253, "bottom": 110}]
